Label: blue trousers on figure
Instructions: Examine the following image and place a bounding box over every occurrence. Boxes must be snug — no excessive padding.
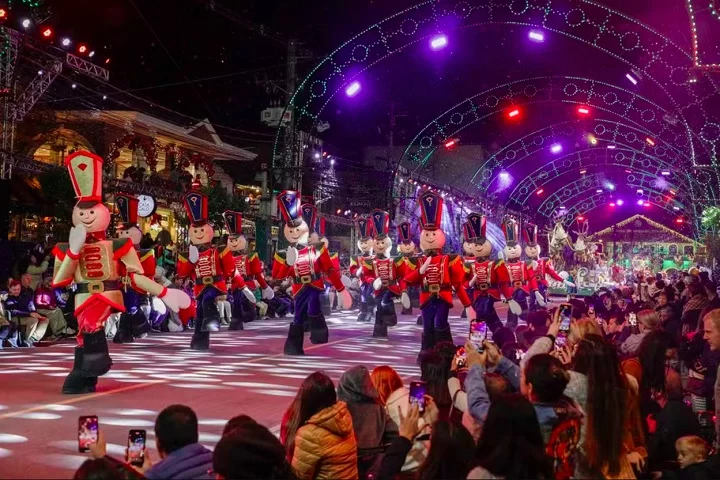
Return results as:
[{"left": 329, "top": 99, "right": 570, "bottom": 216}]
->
[
  {"left": 231, "top": 288, "right": 256, "bottom": 323},
  {"left": 293, "top": 288, "right": 321, "bottom": 325},
  {"left": 421, "top": 297, "right": 450, "bottom": 334},
  {"left": 529, "top": 283, "right": 548, "bottom": 312},
  {"left": 472, "top": 295, "right": 503, "bottom": 332},
  {"left": 506, "top": 289, "right": 529, "bottom": 329}
]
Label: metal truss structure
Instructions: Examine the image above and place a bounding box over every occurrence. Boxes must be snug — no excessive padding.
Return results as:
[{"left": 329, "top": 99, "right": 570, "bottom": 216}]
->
[
  {"left": 276, "top": 0, "right": 720, "bottom": 237},
  {"left": 14, "top": 59, "right": 62, "bottom": 121}
]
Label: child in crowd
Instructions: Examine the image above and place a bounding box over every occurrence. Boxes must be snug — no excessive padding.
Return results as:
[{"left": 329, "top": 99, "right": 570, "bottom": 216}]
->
[{"left": 660, "top": 436, "right": 716, "bottom": 479}]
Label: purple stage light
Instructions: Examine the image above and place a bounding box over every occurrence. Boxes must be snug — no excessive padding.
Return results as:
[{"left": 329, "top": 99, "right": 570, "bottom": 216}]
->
[
  {"left": 661, "top": 171, "right": 671, "bottom": 176},
  {"left": 617, "top": 199, "right": 624, "bottom": 206},
  {"left": 499, "top": 171, "right": 510, "bottom": 180},
  {"left": 637, "top": 199, "right": 644, "bottom": 206},
  {"left": 430, "top": 34, "right": 448, "bottom": 50},
  {"left": 528, "top": 30, "right": 545, "bottom": 42},
  {"left": 345, "top": 81, "right": 361, "bottom": 97},
  {"left": 626, "top": 73, "right": 638, "bottom": 85},
  {"left": 607, "top": 145, "right": 617, "bottom": 149},
  {"left": 550, "top": 143, "right": 562, "bottom": 153}
]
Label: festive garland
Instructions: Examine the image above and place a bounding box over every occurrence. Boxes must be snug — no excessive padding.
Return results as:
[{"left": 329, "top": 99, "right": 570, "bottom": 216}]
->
[
  {"left": 108, "top": 133, "right": 160, "bottom": 173},
  {"left": 163, "top": 144, "right": 215, "bottom": 181}
]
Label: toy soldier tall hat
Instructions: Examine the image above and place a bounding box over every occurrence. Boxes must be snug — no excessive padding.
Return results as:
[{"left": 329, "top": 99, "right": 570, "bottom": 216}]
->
[
  {"left": 418, "top": 190, "right": 443, "bottom": 231},
  {"left": 370, "top": 209, "right": 390, "bottom": 240},
  {"left": 315, "top": 216, "right": 326, "bottom": 238},
  {"left": 502, "top": 218, "right": 520, "bottom": 247},
  {"left": 397, "top": 221, "right": 413, "bottom": 244},
  {"left": 301, "top": 203, "right": 317, "bottom": 232},
  {"left": 223, "top": 210, "right": 243, "bottom": 237},
  {"left": 115, "top": 194, "right": 139, "bottom": 229},
  {"left": 183, "top": 191, "right": 209, "bottom": 227},
  {"left": 65, "top": 151, "right": 104, "bottom": 208},
  {"left": 356, "top": 217, "right": 374, "bottom": 240},
  {"left": 465, "top": 213, "right": 487, "bottom": 244},
  {"left": 523, "top": 223, "right": 538, "bottom": 247},
  {"left": 277, "top": 190, "right": 303, "bottom": 227}
]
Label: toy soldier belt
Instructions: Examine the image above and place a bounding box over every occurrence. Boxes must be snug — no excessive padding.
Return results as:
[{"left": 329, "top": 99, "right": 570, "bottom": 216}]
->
[
  {"left": 425, "top": 284, "right": 442, "bottom": 293},
  {"left": 297, "top": 273, "right": 322, "bottom": 284},
  {"left": 535, "top": 275, "right": 542, "bottom": 280},
  {"left": 242, "top": 275, "right": 254, "bottom": 282},
  {"left": 477, "top": 283, "right": 489, "bottom": 290},
  {"left": 77, "top": 280, "right": 122, "bottom": 294},
  {"left": 381, "top": 280, "right": 396, "bottom": 287},
  {"left": 196, "top": 275, "right": 223, "bottom": 286},
  {"left": 506, "top": 281, "right": 524, "bottom": 288}
]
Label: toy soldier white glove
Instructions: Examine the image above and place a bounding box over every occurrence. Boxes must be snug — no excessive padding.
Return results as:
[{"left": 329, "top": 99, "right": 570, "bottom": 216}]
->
[
  {"left": 68, "top": 224, "right": 87, "bottom": 255},
  {"left": 373, "top": 278, "right": 382, "bottom": 290},
  {"left": 341, "top": 275, "right": 353, "bottom": 288},
  {"left": 564, "top": 279, "right": 576, "bottom": 287},
  {"left": 469, "top": 275, "right": 477, "bottom": 287},
  {"left": 401, "top": 292, "right": 411, "bottom": 309},
  {"left": 159, "top": 289, "right": 191, "bottom": 312},
  {"left": 531, "top": 260, "right": 538, "bottom": 271},
  {"left": 508, "top": 299, "right": 522, "bottom": 315},
  {"left": 262, "top": 286, "right": 275, "bottom": 300},
  {"left": 286, "top": 246, "right": 298, "bottom": 266},
  {"left": 466, "top": 307, "right": 476, "bottom": 321},
  {"left": 535, "top": 290, "right": 546, "bottom": 306},
  {"left": 242, "top": 287, "right": 257, "bottom": 304},
  {"left": 355, "top": 267, "right": 363, "bottom": 278},
  {"left": 338, "top": 289, "right": 352, "bottom": 309},
  {"left": 419, "top": 257, "right": 432, "bottom": 275},
  {"left": 188, "top": 245, "right": 199, "bottom": 264}
]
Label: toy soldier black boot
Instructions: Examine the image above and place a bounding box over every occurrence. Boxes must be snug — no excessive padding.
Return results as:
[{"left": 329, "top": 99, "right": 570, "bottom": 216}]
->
[
  {"left": 284, "top": 323, "right": 305, "bottom": 355},
  {"left": 309, "top": 314, "right": 329, "bottom": 344}
]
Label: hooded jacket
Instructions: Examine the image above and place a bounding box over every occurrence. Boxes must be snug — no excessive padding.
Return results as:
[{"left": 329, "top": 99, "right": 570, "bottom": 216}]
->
[
  {"left": 291, "top": 401, "right": 358, "bottom": 480},
  {"left": 144, "top": 443, "right": 213, "bottom": 480},
  {"left": 385, "top": 387, "right": 429, "bottom": 472}
]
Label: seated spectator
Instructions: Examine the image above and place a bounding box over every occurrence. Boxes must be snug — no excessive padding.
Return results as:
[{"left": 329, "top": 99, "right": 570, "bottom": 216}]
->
[
  {"left": 24, "top": 252, "right": 50, "bottom": 290},
  {"left": 647, "top": 370, "right": 701, "bottom": 471},
  {"left": 5, "top": 279, "right": 48, "bottom": 346},
  {"left": 141, "top": 405, "right": 213, "bottom": 479},
  {"left": 20, "top": 273, "right": 36, "bottom": 300},
  {"left": 34, "top": 275, "right": 71, "bottom": 338},
  {"left": 621, "top": 309, "right": 662, "bottom": 357},
  {"left": 337, "top": 365, "right": 397, "bottom": 478},
  {"left": 418, "top": 351, "right": 453, "bottom": 420},
  {"left": 370, "top": 365, "right": 428, "bottom": 472},
  {"left": 416, "top": 419, "right": 476, "bottom": 480},
  {"left": 282, "top": 371, "right": 358, "bottom": 480},
  {"left": 213, "top": 416, "right": 295, "bottom": 480},
  {"left": 468, "top": 393, "right": 554, "bottom": 479},
  {"left": 659, "top": 436, "right": 718, "bottom": 479}
]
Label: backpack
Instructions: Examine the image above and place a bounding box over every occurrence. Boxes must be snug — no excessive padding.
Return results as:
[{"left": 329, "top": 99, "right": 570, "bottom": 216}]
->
[{"left": 545, "top": 413, "right": 581, "bottom": 480}]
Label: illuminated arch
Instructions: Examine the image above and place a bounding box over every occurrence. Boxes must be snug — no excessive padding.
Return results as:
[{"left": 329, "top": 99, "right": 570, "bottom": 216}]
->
[
  {"left": 30, "top": 128, "right": 98, "bottom": 166},
  {"left": 557, "top": 193, "right": 683, "bottom": 228}
]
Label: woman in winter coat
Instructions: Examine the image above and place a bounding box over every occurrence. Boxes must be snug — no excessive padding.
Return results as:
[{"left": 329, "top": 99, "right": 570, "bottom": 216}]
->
[
  {"left": 281, "top": 372, "right": 358, "bottom": 480},
  {"left": 337, "top": 365, "right": 399, "bottom": 478},
  {"left": 371, "top": 365, "right": 429, "bottom": 472}
]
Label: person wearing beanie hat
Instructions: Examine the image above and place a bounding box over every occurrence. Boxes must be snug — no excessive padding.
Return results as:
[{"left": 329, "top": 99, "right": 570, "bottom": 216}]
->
[{"left": 213, "top": 420, "right": 295, "bottom": 480}]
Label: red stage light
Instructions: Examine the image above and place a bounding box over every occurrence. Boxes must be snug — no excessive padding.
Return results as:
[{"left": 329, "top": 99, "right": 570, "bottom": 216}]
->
[
  {"left": 536, "top": 188, "right": 544, "bottom": 195},
  {"left": 78, "top": 44, "right": 88, "bottom": 54},
  {"left": 577, "top": 216, "right": 585, "bottom": 221},
  {"left": 444, "top": 139, "right": 457, "bottom": 149},
  {"left": 646, "top": 137, "right": 655, "bottom": 146},
  {"left": 105, "top": 58, "right": 111, "bottom": 64},
  {"left": 676, "top": 218, "right": 684, "bottom": 224},
  {"left": 41, "top": 27, "right": 53, "bottom": 38},
  {"left": 669, "top": 189, "right": 677, "bottom": 195},
  {"left": 0, "top": 9, "right": 7, "bottom": 19},
  {"left": 610, "top": 203, "right": 616, "bottom": 207},
  {"left": 577, "top": 106, "right": 590, "bottom": 115},
  {"left": 508, "top": 108, "right": 520, "bottom": 118}
]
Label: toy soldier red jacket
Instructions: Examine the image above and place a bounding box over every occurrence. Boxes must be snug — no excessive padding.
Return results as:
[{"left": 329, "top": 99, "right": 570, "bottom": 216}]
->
[
  {"left": 533, "top": 258, "right": 564, "bottom": 286},
  {"left": 177, "top": 246, "right": 245, "bottom": 296},
  {"left": 272, "top": 244, "right": 345, "bottom": 295},
  {"left": 404, "top": 253, "right": 472, "bottom": 308},
  {"left": 464, "top": 256, "right": 501, "bottom": 300},
  {"left": 231, "top": 251, "right": 269, "bottom": 290},
  {"left": 361, "top": 255, "right": 407, "bottom": 297},
  {"left": 495, "top": 259, "right": 539, "bottom": 299}
]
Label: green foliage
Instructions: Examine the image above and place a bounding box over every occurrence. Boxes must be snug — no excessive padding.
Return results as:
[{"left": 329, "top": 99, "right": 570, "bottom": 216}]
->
[
  {"left": 38, "top": 170, "right": 75, "bottom": 219},
  {"left": 201, "top": 183, "right": 246, "bottom": 231},
  {"left": 702, "top": 206, "right": 720, "bottom": 232}
]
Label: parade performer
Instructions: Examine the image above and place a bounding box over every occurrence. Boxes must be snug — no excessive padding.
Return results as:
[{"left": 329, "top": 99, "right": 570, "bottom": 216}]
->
[
  {"left": 312, "top": 216, "right": 341, "bottom": 313},
  {"left": 177, "top": 192, "right": 256, "bottom": 350},
  {"left": 496, "top": 219, "right": 538, "bottom": 329},
  {"left": 405, "top": 191, "right": 474, "bottom": 356},
  {"left": 112, "top": 194, "right": 155, "bottom": 343},
  {"left": 523, "top": 223, "right": 573, "bottom": 311},
  {"left": 361, "top": 209, "right": 411, "bottom": 338},
  {"left": 271, "top": 191, "right": 351, "bottom": 355},
  {"left": 223, "top": 210, "right": 274, "bottom": 331},
  {"left": 350, "top": 217, "right": 375, "bottom": 323},
  {"left": 396, "top": 221, "right": 420, "bottom": 317},
  {"left": 52, "top": 151, "right": 190, "bottom": 394},
  {"left": 462, "top": 214, "right": 503, "bottom": 332}
]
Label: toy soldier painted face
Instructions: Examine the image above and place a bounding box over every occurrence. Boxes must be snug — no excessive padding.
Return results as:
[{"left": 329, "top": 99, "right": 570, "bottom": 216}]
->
[
  {"left": 278, "top": 191, "right": 309, "bottom": 245},
  {"left": 396, "top": 222, "right": 415, "bottom": 254},
  {"left": 356, "top": 217, "right": 374, "bottom": 253},
  {"left": 224, "top": 211, "right": 247, "bottom": 252},
  {"left": 67, "top": 152, "right": 111, "bottom": 234},
  {"left": 115, "top": 194, "right": 143, "bottom": 246},
  {"left": 523, "top": 223, "right": 541, "bottom": 259},
  {"left": 463, "top": 213, "right": 492, "bottom": 257},
  {"left": 417, "top": 191, "right": 446, "bottom": 252},
  {"left": 371, "top": 209, "right": 392, "bottom": 254},
  {"left": 184, "top": 191, "right": 214, "bottom": 246},
  {"left": 502, "top": 219, "right": 522, "bottom": 259}
]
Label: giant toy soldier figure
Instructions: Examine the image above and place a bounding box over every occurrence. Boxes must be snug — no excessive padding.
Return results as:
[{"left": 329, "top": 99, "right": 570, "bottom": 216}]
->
[
  {"left": 396, "top": 221, "right": 420, "bottom": 317},
  {"left": 405, "top": 191, "right": 474, "bottom": 357},
  {"left": 462, "top": 213, "right": 503, "bottom": 332},
  {"left": 112, "top": 193, "right": 155, "bottom": 343},
  {"left": 350, "top": 217, "right": 375, "bottom": 323},
  {"left": 272, "top": 191, "right": 351, "bottom": 355},
  {"left": 523, "top": 223, "right": 573, "bottom": 311},
  {"left": 177, "top": 192, "right": 255, "bottom": 349},
  {"left": 361, "top": 209, "right": 410, "bottom": 338},
  {"left": 52, "top": 151, "right": 190, "bottom": 394},
  {"left": 496, "top": 219, "right": 538, "bottom": 329},
  {"left": 224, "top": 210, "right": 274, "bottom": 330}
]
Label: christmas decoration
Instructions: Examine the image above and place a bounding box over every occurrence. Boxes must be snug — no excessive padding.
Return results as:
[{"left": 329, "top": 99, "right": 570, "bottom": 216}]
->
[{"left": 108, "top": 133, "right": 160, "bottom": 173}]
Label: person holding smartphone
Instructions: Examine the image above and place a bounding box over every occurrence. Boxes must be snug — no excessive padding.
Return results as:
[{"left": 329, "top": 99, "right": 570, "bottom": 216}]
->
[{"left": 620, "top": 310, "right": 662, "bottom": 357}]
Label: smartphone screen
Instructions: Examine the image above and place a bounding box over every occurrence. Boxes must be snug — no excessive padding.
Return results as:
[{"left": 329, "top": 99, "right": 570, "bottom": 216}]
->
[
  {"left": 78, "top": 416, "right": 98, "bottom": 453},
  {"left": 127, "top": 430, "right": 146, "bottom": 466},
  {"left": 556, "top": 304, "right": 572, "bottom": 348},
  {"left": 456, "top": 346, "right": 466, "bottom": 368},
  {"left": 409, "top": 381, "right": 426, "bottom": 413},
  {"left": 469, "top": 320, "right": 487, "bottom": 352},
  {"left": 629, "top": 313, "right": 638, "bottom": 327}
]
